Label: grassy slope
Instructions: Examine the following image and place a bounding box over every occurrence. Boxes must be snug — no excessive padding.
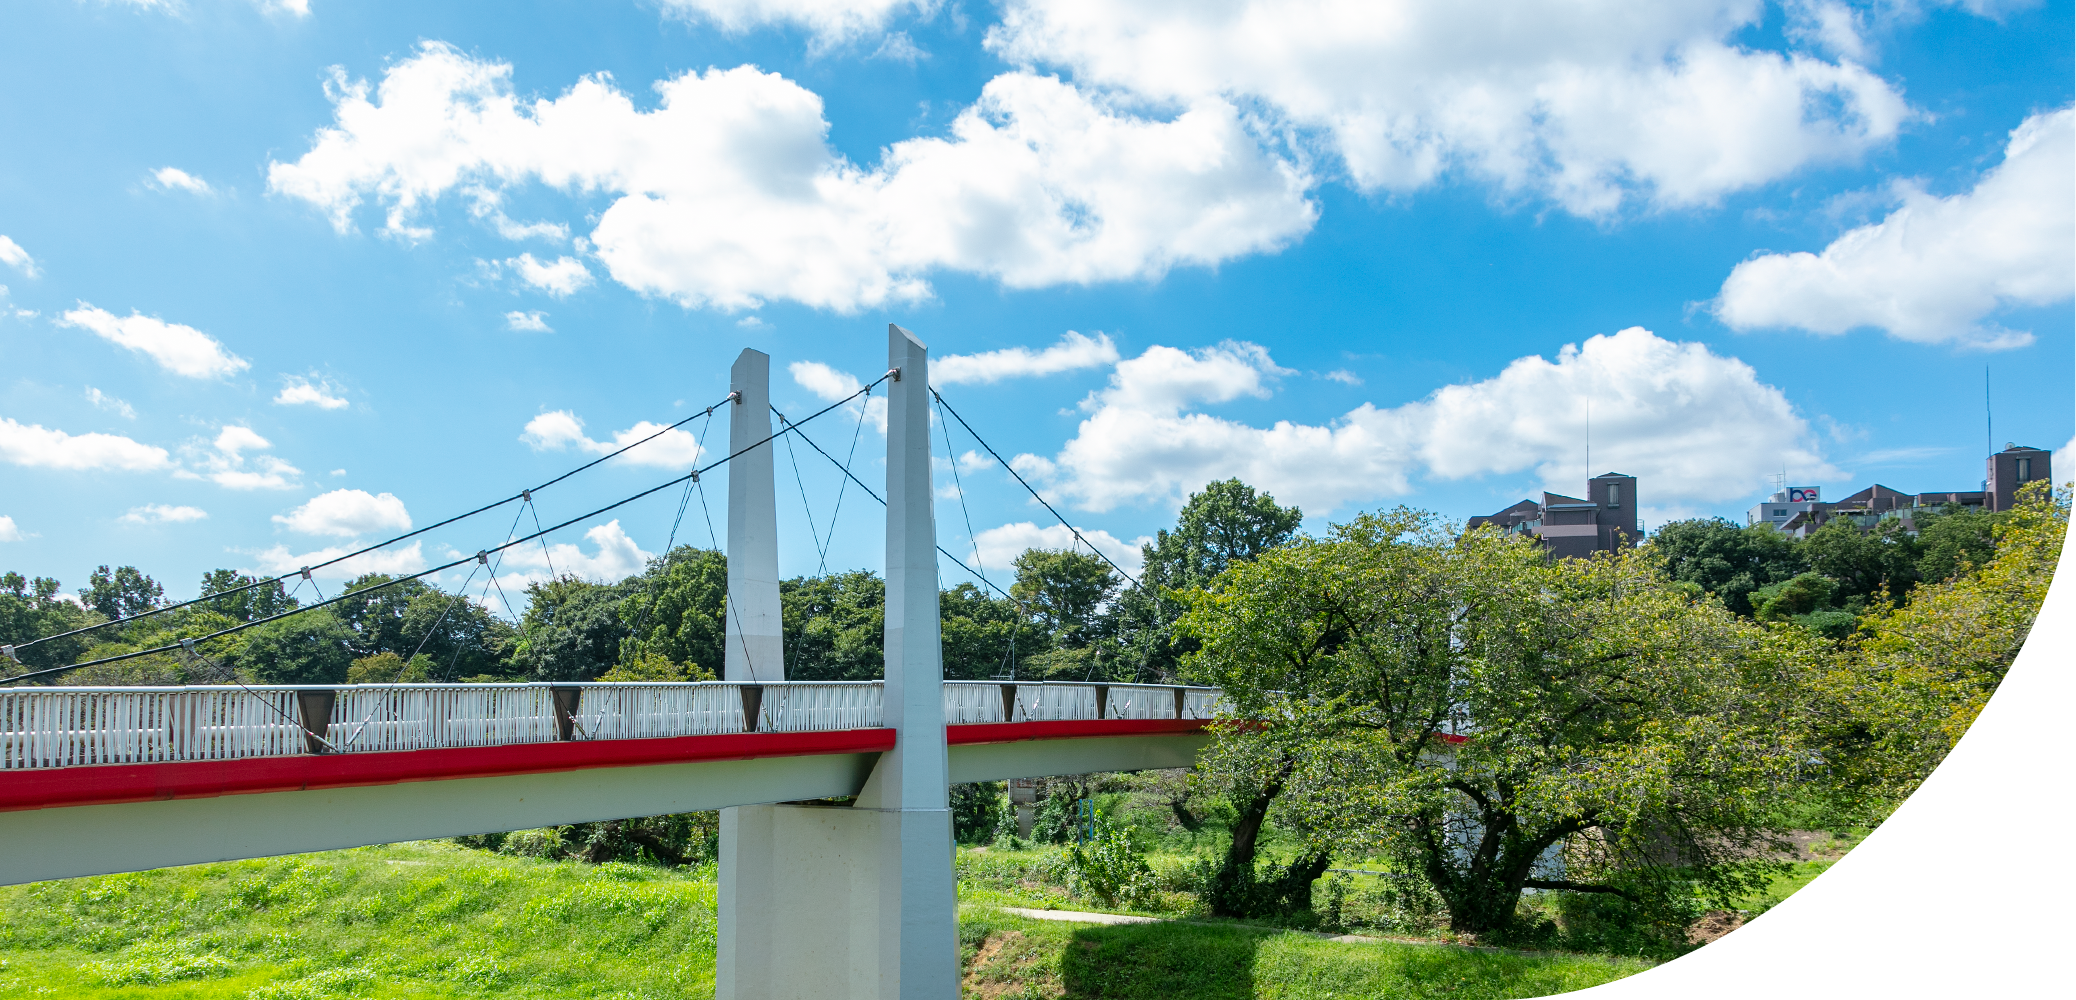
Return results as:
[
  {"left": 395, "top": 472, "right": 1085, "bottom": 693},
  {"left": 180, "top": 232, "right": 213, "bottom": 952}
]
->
[
  {"left": 959, "top": 912, "right": 1651, "bottom": 999},
  {"left": 0, "top": 843, "right": 1651, "bottom": 1000},
  {"left": 0, "top": 842, "right": 717, "bottom": 1000}
]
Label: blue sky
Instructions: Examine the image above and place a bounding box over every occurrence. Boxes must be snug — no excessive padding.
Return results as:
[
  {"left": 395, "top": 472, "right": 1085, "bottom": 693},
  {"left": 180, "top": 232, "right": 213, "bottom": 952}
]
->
[{"left": 0, "top": 0, "right": 2069, "bottom": 608}]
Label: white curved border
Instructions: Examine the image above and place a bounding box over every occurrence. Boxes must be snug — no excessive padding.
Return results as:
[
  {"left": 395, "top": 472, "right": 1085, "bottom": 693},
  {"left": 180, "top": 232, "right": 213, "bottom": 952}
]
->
[{"left": 1558, "top": 515, "right": 2073, "bottom": 996}]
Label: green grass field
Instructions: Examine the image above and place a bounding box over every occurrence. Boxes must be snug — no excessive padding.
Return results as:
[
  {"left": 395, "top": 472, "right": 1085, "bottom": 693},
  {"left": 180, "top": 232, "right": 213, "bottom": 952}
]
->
[{"left": 0, "top": 842, "right": 1655, "bottom": 999}]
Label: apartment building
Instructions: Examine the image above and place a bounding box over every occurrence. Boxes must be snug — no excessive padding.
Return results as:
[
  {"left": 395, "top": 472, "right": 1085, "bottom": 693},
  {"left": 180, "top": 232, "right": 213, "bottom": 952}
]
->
[
  {"left": 1745, "top": 444, "right": 2050, "bottom": 538},
  {"left": 1468, "top": 472, "right": 1639, "bottom": 559}
]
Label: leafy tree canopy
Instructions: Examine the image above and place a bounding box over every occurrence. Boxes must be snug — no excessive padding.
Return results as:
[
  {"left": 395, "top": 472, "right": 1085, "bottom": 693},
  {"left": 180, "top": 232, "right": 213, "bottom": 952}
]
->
[
  {"left": 0, "top": 572, "right": 101, "bottom": 673},
  {"left": 1011, "top": 548, "right": 1118, "bottom": 648},
  {"left": 510, "top": 576, "right": 636, "bottom": 682},
  {"left": 1108, "top": 479, "right": 1304, "bottom": 683},
  {"left": 243, "top": 609, "right": 356, "bottom": 685},
  {"left": 1180, "top": 508, "right": 1808, "bottom": 936},
  {"left": 84, "top": 564, "right": 163, "bottom": 621},
  {"left": 1813, "top": 481, "right": 2066, "bottom": 809},
  {"left": 197, "top": 569, "right": 298, "bottom": 623},
  {"left": 1645, "top": 518, "right": 1806, "bottom": 616}
]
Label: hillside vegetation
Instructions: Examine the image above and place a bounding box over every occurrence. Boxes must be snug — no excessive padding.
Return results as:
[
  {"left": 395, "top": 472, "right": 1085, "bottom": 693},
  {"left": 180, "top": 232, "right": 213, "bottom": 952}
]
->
[{"left": 0, "top": 842, "right": 1652, "bottom": 1000}]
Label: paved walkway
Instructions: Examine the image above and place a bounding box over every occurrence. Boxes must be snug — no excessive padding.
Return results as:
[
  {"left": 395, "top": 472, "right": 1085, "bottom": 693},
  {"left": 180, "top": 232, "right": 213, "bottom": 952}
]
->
[{"left": 994, "top": 906, "right": 1385, "bottom": 944}]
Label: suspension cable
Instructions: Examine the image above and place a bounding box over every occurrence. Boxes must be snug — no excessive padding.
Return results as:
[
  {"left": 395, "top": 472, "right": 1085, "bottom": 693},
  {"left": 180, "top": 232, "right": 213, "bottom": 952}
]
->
[
  {"left": 930, "top": 388, "right": 1143, "bottom": 590},
  {"left": 771, "top": 403, "right": 1024, "bottom": 610},
  {"left": 1, "top": 379, "right": 885, "bottom": 685},
  {"left": 10, "top": 391, "right": 741, "bottom": 653}
]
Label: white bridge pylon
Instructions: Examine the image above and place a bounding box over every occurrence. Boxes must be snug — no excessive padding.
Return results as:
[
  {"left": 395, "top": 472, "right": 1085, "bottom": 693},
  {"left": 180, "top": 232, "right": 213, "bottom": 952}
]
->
[
  {"left": 0, "top": 326, "right": 1212, "bottom": 1000},
  {"left": 720, "top": 325, "right": 957, "bottom": 999}
]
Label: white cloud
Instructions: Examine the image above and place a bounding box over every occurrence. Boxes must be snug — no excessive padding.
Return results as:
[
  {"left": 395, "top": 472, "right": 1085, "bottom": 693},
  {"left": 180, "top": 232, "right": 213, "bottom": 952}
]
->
[
  {"left": 85, "top": 386, "right": 136, "bottom": 419},
  {"left": 519, "top": 410, "right": 705, "bottom": 468},
  {"left": 0, "top": 235, "right": 38, "bottom": 278},
  {"left": 0, "top": 516, "right": 21, "bottom": 542},
  {"left": 148, "top": 167, "right": 212, "bottom": 194},
  {"left": 274, "top": 489, "right": 412, "bottom": 537},
  {"left": 267, "top": 44, "right": 1314, "bottom": 311},
  {"left": 934, "top": 331, "right": 1120, "bottom": 385},
  {"left": 653, "top": 0, "right": 934, "bottom": 46},
  {"left": 1324, "top": 369, "right": 1363, "bottom": 386},
  {"left": 490, "top": 519, "right": 653, "bottom": 593},
  {"left": 184, "top": 425, "right": 302, "bottom": 490},
  {"left": 121, "top": 504, "right": 208, "bottom": 525},
  {"left": 259, "top": 0, "right": 312, "bottom": 18},
  {"left": 506, "top": 310, "right": 552, "bottom": 332},
  {"left": 2056, "top": 435, "right": 2075, "bottom": 480},
  {"left": 1716, "top": 107, "right": 2074, "bottom": 350},
  {"left": 0, "top": 417, "right": 172, "bottom": 471},
  {"left": 274, "top": 375, "right": 350, "bottom": 409},
  {"left": 789, "top": 361, "right": 887, "bottom": 432},
  {"left": 58, "top": 304, "right": 250, "bottom": 379},
  {"left": 507, "top": 253, "right": 593, "bottom": 296},
  {"left": 1022, "top": 328, "right": 1835, "bottom": 515},
  {"left": 250, "top": 541, "right": 426, "bottom": 582},
  {"left": 987, "top": 0, "right": 1913, "bottom": 216},
  {"left": 970, "top": 521, "right": 1148, "bottom": 581}
]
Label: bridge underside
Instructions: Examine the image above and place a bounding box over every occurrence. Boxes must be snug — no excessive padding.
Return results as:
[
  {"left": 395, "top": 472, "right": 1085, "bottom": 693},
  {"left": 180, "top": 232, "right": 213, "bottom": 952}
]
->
[{"left": 0, "top": 720, "right": 1207, "bottom": 885}]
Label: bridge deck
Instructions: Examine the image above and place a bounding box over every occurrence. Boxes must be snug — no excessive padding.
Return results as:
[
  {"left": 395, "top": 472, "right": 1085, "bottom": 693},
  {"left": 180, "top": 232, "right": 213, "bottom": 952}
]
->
[{"left": 0, "top": 681, "right": 1224, "bottom": 814}]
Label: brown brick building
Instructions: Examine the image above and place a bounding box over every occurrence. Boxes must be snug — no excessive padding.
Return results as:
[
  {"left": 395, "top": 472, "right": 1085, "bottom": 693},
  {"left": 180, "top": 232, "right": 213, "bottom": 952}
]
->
[{"left": 1467, "top": 472, "right": 1639, "bottom": 559}]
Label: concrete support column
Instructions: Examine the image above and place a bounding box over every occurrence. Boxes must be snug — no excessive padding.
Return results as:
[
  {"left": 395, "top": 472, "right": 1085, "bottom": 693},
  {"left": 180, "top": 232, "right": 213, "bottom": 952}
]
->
[
  {"left": 714, "top": 328, "right": 954, "bottom": 1000},
  {"left": 725, "top": 348, "right": 785, "bottom": 683},
  {"left": 852, "top": 324, "right": 957, "bottom": 999},
  {"left": 717, "top": 348, "right": 791, "bottom": 1000}
]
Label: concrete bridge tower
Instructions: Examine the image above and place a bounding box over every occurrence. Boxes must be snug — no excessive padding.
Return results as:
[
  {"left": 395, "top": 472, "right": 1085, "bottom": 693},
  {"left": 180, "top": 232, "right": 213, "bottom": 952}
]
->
[{"left": 717, "top": 326, "right": 957, "bottom": 999}]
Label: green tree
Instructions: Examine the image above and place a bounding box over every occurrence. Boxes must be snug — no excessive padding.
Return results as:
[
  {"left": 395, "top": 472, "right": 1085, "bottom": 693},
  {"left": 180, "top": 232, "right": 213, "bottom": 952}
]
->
[
  {"left": 83, "top": 565, "right": 163, "bottom": 621},
  {"left": 1011, "top": 548, "right": 1118, "bottom": 647},
  {"left": 0, "top": 573, "right": 102, "bottom": 673},
  {"left": 1109, "top": 479, "right": 1304, "bottom": 682},
  {"left": 939, "top": 583, "right": 1023, "bottom": 680},
  {"left": 1143, "top": 479, "right": 1306, "bottom": 591},
  {"left": 331, "top": 574, "right": 518, "bottom": 680},
  {"left": 1801, "top": 515, "right": 1920, "bottom": 607},
  {"left": 782, "top": 570, "right": 885, "bottom": 681},
  {"left": 1181, "top": 510, "right": 1804, "bottom": 936},
  {"left": 1646, "top": 518, "right": 1807, "bottom": 616},
  {"left": 619, "top": 547, "right": 729, "bottom": 677},
  {"left": 1814, "top": 481, "right": 2066, "bottom": 806},
  {"left": 197, "top": 569, "right": 299, "bottom": 623},
  {"left": 1913, "top": 504, "right": 2005, "bottom": 584},
  {"left": 242, "top": 610, "right": 356, "bottom": 685},
  {"left": 510, "top": 577, "right": 636, "bottom": 682}
]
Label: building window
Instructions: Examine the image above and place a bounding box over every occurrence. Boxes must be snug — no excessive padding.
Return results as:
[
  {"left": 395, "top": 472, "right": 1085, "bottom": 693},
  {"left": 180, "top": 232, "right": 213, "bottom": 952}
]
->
[
  {"left": 1773, "top": 509, "right": 1787, "bottom": 517},
  {"left": 2017, "top": 457, "right": 2031, "bottom": 482},
  {"left": 1607, "top": 484, "right": 1620, "bottom": 506}
]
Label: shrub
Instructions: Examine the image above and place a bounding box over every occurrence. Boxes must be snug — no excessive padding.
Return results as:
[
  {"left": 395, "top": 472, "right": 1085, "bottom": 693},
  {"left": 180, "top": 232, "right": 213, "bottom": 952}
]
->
[{"left": 1065, "top": 813, "right": 1156, "bottom": 908}]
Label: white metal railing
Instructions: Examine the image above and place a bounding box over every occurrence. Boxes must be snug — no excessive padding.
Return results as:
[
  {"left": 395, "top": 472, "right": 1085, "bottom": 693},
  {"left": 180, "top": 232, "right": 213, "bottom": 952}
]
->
[
  {"left": 1105, "top": 684, "right": 1179, "bottom": 720},
  {"left": 0, "top": 686, "right": 303, "bottom": 768},
  {"left": 943, "top": 681, "right": 1007, "bottom": 724},
  {"left": 759, "top": 682, "right": 884, "bottom": 732},
  {"left": 332, "top": 684, "right": 558, "bottom": 752},
  {"left": 1183, "top": 688, "right": 1228, "bottom": 719},
  {"left": 0, "top": 679, "right": 1225, "bottom": 770},
  {"left": 567, "top": 683, "right": 742, "bottom": 741}
]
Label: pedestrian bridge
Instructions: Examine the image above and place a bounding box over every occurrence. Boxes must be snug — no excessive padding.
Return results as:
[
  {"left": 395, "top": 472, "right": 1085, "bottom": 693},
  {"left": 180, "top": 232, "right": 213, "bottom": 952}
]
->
[
  {"left": 0, "top": 327, "right": 1210, "bottom": 997},
  {"left": 0, "top": 679, "right": 1219, "bottom": 885}
]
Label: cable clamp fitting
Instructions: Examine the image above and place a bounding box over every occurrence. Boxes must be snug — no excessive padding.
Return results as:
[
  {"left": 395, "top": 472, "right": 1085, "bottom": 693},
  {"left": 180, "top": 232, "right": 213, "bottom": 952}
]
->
[
  {"left": 0, "top": 645, "right": 14, "bottom": 664},
  {"left": 521, "top": 489, "right": 532, "bottom": 503},
  {"left": 476, "top": 550, "right": 490, "bottom": 566},
  {"left": 729, "top": 391, "right": 743, "bottom": 404},
  {"left": 180, "top": 638, "right": 196, "bottom": 652},
  {"left": 299, "top": 567, "right": 313, "bottom": 582},
  {"left": 887, "top": 367, "right": 901, "bottom": 382}
]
